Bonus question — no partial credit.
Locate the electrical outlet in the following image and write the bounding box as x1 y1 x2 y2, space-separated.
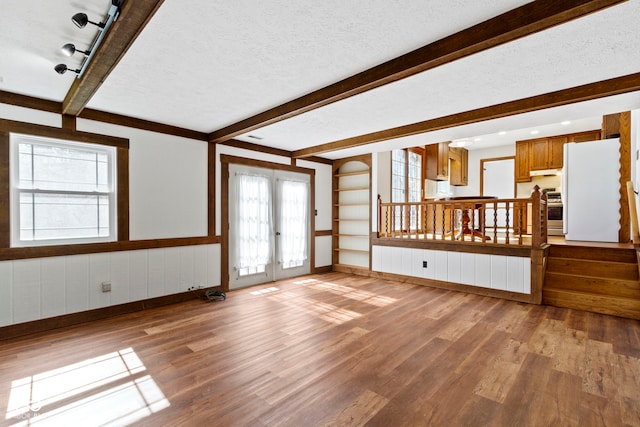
101 281 112 292
422 261 428 268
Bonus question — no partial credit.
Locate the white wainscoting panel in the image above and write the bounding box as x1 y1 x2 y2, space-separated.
110 251 131 305
89 253 110 309
66 255 90 315
0 262 13 327
411 248 424 278
129 250 149 302
315 236 332 268
474 254 492 288
434 250 448 282
41 257 66 319
460 253 476 286
148 248 166 298
371 246 531 294
0 244 221 327
164 247 182 296
13 259 41 324
490 256 508 291
422 250 436 280
447 252 462 284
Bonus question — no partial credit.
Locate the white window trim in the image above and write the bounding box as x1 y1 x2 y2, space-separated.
9 133 117 247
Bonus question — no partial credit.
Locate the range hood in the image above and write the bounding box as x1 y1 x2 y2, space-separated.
530 168 562 177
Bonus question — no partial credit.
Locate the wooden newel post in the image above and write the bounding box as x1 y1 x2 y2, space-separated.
377 195 382 238
531 185 547 247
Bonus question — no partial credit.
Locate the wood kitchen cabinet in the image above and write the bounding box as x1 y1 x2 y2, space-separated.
529 136 567 170
568 130 601 142
425 142 449 181
548 136 568 169
449 147 468 186
515 129 600 183
515 141 531 182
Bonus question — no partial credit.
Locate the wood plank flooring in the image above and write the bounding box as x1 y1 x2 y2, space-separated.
1 272 640 426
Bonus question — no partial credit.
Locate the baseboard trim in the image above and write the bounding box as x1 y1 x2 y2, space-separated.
313 265 333 274
0 286 221 341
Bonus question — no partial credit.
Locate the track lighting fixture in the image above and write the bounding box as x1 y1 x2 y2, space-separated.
54 0 123 77
71 12 105 29
61 43 90 57
54 64 81 75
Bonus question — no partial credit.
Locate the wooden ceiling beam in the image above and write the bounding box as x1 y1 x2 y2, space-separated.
62 0 165 116
208 0 627 144
292 72 640 158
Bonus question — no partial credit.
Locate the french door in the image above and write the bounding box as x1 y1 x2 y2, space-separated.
228 164 310 289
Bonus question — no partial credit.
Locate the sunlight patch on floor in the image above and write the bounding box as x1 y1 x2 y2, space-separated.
269 291 362 325
250 287 279 296
6 348 169 426
308 280 397 307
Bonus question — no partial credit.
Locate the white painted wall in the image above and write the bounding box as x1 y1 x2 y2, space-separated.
0 103 61 128
0 244 221 327
372 245 530 294
78 119 208 240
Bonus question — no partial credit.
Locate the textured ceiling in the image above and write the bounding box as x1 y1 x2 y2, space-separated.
1 0 639 159
0 0 111 101
86 0 531 132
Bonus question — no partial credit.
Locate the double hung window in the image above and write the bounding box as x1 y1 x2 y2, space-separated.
10 134 117 247
391 148 423 230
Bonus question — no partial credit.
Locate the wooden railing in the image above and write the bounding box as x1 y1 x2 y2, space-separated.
377 186 547 247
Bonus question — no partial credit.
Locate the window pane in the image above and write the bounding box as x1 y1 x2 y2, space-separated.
19 143 110 192
391 149 407 203
19 193 110 241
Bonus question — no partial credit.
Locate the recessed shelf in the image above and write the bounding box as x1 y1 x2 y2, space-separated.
333 219 368 222
334 187 369 192
334 170 369 178
333 234 369 237
333 248 369 254
333 203 369 207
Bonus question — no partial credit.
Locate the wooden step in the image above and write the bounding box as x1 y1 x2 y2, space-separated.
546 257 639 281
542 288 640 320
548 245 637 263
544 272 640 299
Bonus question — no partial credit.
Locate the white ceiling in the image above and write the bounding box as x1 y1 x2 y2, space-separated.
1 0 639 159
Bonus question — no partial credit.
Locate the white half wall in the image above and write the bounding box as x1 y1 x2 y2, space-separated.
0 244 221 327
372 245 530 294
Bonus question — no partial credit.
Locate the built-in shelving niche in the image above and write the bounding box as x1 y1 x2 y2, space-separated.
332 155 371 270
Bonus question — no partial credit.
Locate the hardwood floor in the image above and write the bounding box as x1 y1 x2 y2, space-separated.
1 272 640 426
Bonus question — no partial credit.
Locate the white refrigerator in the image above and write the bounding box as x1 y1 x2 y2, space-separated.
562 138 620 242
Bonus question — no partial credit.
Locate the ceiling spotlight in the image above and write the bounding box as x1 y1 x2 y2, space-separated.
61 43 90 57
54 64 81 75
71 12 105 29
561 120 571 125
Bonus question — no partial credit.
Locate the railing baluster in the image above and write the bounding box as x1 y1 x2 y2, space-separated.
493 201 498 242
505 201 510 245
518 201 523 245
470 203 475 243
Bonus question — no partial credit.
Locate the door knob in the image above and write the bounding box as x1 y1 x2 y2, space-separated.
275 232 281 236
